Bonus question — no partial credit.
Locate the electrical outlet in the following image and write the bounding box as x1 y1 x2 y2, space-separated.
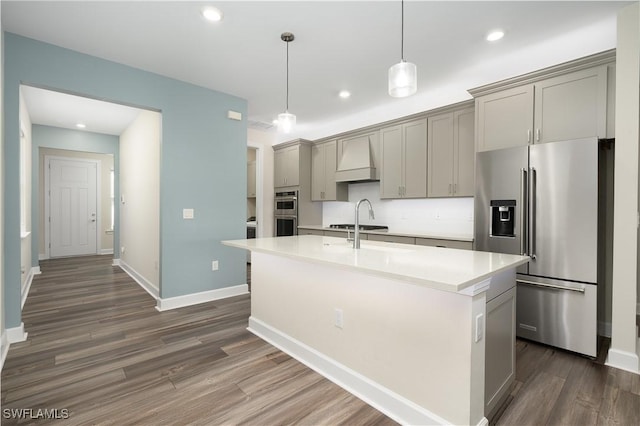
183 208 194 219
475 313 484 342
334 308 344 329
212 260 219 271
121 246 125 254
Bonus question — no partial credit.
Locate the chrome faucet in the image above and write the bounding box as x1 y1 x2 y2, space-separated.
354 198 375 249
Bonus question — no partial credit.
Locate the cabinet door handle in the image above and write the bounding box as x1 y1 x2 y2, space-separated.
398 186 402 196
449 183 452 194
536 128 540 142
454 183 457 194
527 129 531 143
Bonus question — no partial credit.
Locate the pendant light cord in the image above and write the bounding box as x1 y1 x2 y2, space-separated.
401 0 404 61
286 41 289 111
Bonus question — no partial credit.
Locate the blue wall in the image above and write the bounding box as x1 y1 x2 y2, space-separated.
4 34 247 328
31 125 120 266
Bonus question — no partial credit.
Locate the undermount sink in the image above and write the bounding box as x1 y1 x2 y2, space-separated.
322 242 414 254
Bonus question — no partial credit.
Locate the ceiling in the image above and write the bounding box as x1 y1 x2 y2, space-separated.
2 1 630 142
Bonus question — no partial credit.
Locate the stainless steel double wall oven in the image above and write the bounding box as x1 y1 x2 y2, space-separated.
274 191 298 236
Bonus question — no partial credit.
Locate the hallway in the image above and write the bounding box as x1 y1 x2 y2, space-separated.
1 256 394 425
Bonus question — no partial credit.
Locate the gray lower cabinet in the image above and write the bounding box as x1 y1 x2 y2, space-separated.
299 229 324 236
367 234 416 245
427 107 475 197
485 286 517 420
298 229 471 248
415 238 472 250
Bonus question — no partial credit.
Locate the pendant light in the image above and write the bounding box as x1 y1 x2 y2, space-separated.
278 32 296 133
388 0 417 98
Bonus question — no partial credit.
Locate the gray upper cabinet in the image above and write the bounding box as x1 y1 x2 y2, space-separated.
380 118 428 199
427 107 475 197
476 65 608 152
274 145 300 188
311 140 347 201
476 85 534 152
533 66 608 144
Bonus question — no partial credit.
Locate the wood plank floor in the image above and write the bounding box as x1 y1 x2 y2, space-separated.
492 336 640 425
2 255 639 425
1 256 395 425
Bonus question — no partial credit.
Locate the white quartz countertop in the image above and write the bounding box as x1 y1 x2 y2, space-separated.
297 224 473 242
223 235 529 294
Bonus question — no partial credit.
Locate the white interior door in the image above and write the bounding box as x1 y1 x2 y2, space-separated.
49 158 98 257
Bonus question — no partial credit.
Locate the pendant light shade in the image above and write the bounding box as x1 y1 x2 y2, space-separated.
278 32 296 134
389 60 417 98
388 0 417 98
277 112 296 134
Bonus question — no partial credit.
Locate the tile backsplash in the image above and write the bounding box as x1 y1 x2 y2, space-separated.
322 182 474 238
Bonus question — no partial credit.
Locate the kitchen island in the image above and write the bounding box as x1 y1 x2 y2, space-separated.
223 235 529 425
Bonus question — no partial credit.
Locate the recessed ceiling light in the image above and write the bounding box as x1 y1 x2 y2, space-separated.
202 6 223 22
76 123 86 129
339 90 351 99
272 119 279 125
486 30 505 42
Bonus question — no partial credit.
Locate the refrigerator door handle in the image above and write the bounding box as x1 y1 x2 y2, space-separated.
520 168 528 256
529 167 537 259
517 279 586 293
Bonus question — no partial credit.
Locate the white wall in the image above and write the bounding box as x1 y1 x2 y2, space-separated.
38 148 114 256
119 110 160 290
18 90 32 298
248 128 275 237
322 182 474 238
608 1 640 373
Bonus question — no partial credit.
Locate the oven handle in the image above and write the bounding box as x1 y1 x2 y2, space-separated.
275 196 297 201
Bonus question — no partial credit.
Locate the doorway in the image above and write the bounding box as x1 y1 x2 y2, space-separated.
46 156 100 257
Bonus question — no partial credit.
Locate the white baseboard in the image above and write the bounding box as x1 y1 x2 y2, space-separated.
117 260 159 299
21 266 40 308
248 316 454 426
100 248 114 255
606 348 640 374
156 284 249 311
4 323 29 371
6 323 28 344
1 330 8 371
598 321 612 338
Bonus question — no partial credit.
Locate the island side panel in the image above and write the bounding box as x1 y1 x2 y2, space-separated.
249 251 486 426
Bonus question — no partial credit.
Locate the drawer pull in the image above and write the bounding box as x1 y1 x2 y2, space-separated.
517 279 585 293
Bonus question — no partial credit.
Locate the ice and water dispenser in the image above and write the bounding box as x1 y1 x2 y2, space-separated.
490 200 516 238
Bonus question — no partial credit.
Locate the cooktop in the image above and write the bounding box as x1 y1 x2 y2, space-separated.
329 224 389 231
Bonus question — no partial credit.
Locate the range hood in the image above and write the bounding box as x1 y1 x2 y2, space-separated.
334 135 378 182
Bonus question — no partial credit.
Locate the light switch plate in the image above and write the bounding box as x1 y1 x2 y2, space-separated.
183 208 194 219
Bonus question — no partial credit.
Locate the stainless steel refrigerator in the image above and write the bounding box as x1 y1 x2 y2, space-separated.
475 137 599 357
